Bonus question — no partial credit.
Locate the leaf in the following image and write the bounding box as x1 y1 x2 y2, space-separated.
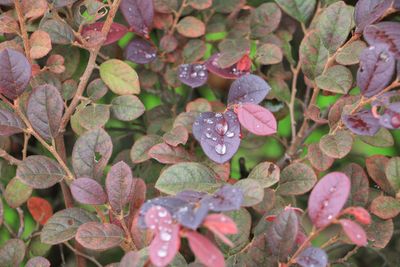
0 48 31 99
76 222 124 250
217 38 250 68
17 155 66 189
342 163 369 207
247 161 280 188
315 65 353 94
255 43 283 65
0 239 26 267
29 30 52 59
120 0 154 37
370 196 400 219
148 143 192 164
72 128 113 180
185 230 225 267
237 103 277 136
155 162 219 194
319 130 353 159
355 0 394 33
342 109 381 136
267 209 298 260
250 3 281 38
228 74 271 105
124 37 157 64
277 163 317 195
275 0 316 23
106 161 133 211
342 207 371 225
77 104 110 130
357 44 395 98
364 22 400 60
130 135 162 163
366 155 394 195
205 53 250 79
0 13 19 34
4 177 32 208
70 177 107 205
22 0 48 20
100 59 140 95
300 31 329 80
111 95 145 121
339 219 368 246
366 216 393 248
26 256 51 267
296 247 328 267
0 197 3 227
183 39 207 63
308 172 351 228
27 197 53 225
336 40 367 65
203 214 238 247
188 0 212 10
0 107 25 136
177 63 208 88
40 19 74 45
316 1 353 54
233 179 264 206
41 207 98 244
82 22 128 46
307 143 334 172
176 16 205 38
47 55 65 74
87 78 108 101
163 126 189 147
201 184 243 212
360 128 394 147
385 157 400 193
27 84 64 141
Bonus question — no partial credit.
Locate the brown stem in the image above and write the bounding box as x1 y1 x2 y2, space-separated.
13 0 31 63
16 207 24 238
0 149 22 165
22 133 30 159
288 62 302 143
64 242 103 267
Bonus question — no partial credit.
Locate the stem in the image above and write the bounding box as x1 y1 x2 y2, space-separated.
64 242 104 267
168 0 188 35
16 207 24 238
287 227 322 266
22 133 30 159
0 149 22 165
288 62 302 143
13 0 31 63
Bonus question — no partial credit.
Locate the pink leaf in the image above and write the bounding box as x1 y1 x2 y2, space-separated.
185 230 225 267
339 219 368 246
236 103 277 136
203 214 237 246
82 22 128 46
308 172 351 228
341 207 371 225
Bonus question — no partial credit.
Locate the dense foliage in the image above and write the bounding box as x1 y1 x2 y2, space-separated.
0 0 400 266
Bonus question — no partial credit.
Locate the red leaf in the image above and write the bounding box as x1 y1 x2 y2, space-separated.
82 22 128 46
236 54 252 72
203 214 237 247
27 197 53 225
341 207 371 225
339 219 368 246
308 172 350 228
236 103 277 136
185 230 225 267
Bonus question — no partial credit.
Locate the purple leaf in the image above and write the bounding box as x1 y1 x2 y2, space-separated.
0 48 31 99
228 74 271 105
357 44 395 98
81 22 128 46
193 111 241 164
76 222 124 250
205 53 250 79
342 109 381 136
120 0 153 37
0 107 25 136
176 190 207 202
339 219 368 246
177 63 208 88
308 172 351 228
173 202 209 230
124 37 157 64
354 0 393 33
106 161 134 211
296 247 328 267
201 184 243 212
70 177 107 205
364 22 400 59
378 105 400 129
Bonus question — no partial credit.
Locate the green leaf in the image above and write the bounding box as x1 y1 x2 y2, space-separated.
100 59 140 95
366 216 393 249
111 95 145 121
319 130 353 159
277 163 317 195
0 239 26 267
360 128 394 148
155 162 220 194
255 43 283 65
385 157 400 193
275 0 316 23
17 155 66 189
130 135 163 163
316 1 354 54
315 65 353 94
4 177 32 208
300 31 329 80
41 208 98 244
370 196 400 220
217 38 250 68
336 40 367 65
77 104 110 130
251 3 282 38
234 179 264 206
247 161 280 188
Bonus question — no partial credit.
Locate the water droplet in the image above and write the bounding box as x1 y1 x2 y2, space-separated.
206 119 214 124
329 187 336 192
215 113 223 118
205 132 212 138
198 71 206 77
158 210 167 217
194 121 199 125
369 46 375 50
379 52 389 62
323 200 329 207
157 249 167 258
215 119 228 135
190 72 197 78
212 137 217 141
328 214 333 220
226 131 234 138
256 125 260 128
356 234 361 239
215 144 227 155
160 231 172 241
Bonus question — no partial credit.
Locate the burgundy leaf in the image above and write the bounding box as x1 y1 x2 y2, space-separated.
378 104 400 129
357 44 395 98
124 37 157 64
203 214 238 247
177 63 208 88
70 177 107 205
120 0 154 37
228 74 271 105
0 107 25 136
342 207 371 225
148 143 192 164
201 184 243 212
236 103 277 136
81 22 128 46
364 22 400 59
76 222 124 250
205 53 250 79
308 172 351 228
129 178 147 214
27 196 53 225
355 0 393 33
0 48 31 99
106 161 133 211
342 109 381 136
185 230 225 267
296 247 328 267
339 219 368 246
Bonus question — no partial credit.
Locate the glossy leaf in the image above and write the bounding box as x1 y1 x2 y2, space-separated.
82 22 128 46
177 63 208 88
27 197 53 225
342 207 371 225
370 196 400 219
173 202 209 230
339 219 368 246
120 0 154 37
342 109 381 136
0 48 31 99
203 214 238 246
237 103 277 136
308 172 351 228
201 184 243 212
70 177 107 205
300 31 329 80
228 74 271 105
315 65 353 94
277 163 317 195
76 222 124 250
106 161 134 211
355 0 393 33
17 155 66 189
0 107 25 136
275 0 316 23
4 177 32 208
100 59 140 95
247 161 280 188
124 37 157 64
0 239 26 267
296 247 328 267
319 130 353 159
130 134 162 163
111 95 145 121
176 16 205 38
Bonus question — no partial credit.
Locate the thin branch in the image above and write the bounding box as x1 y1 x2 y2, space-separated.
0 149 22 165
64 242 104 267
22 133 30 160
16 207 24 238
13 0 31 63
288 62 302 143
